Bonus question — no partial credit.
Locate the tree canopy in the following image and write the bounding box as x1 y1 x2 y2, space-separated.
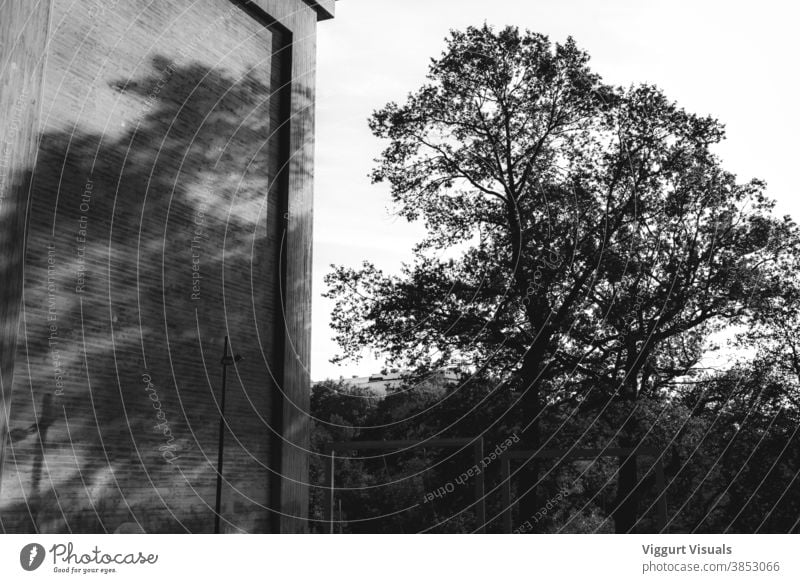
324 25 800 532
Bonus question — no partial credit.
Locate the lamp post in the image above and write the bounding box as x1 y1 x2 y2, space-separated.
214 335 242 534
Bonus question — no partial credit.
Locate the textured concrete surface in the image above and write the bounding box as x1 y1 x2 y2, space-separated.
0 0 321 533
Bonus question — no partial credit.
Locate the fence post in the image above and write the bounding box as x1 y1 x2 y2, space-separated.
501 456 512 533
321 444 334 533
473 438 486 533
654 458 667 533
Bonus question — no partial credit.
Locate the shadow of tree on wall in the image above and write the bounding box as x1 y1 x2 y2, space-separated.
1 55 294 533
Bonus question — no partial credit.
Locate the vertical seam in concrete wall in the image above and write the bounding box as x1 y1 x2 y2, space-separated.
271 26 294 535
280 11 315 534
227 0 295 533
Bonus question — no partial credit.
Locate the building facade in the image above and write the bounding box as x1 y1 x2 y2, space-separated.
0 0 333 533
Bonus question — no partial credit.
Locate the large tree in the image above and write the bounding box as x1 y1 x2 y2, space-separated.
325 25 798 532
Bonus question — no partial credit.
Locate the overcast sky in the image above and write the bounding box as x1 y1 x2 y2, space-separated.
310 0 799 381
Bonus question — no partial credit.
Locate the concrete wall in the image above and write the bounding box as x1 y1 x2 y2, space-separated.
0 0 327 533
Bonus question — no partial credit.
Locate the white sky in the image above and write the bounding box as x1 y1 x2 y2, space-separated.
311 0 800 381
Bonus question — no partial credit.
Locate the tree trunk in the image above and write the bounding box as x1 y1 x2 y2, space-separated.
614 368 641 533
517 460 542 529
516 346 543 531
614 432 639 532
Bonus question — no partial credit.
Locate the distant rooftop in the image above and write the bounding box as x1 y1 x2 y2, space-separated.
315 366 464 397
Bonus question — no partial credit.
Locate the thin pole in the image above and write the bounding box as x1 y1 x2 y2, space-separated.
214 336 230 534
329 449 335 534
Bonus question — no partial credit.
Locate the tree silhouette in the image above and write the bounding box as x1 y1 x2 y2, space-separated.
325 25 800 532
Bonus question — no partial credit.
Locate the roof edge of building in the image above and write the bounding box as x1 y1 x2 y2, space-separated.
302 0 335 20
